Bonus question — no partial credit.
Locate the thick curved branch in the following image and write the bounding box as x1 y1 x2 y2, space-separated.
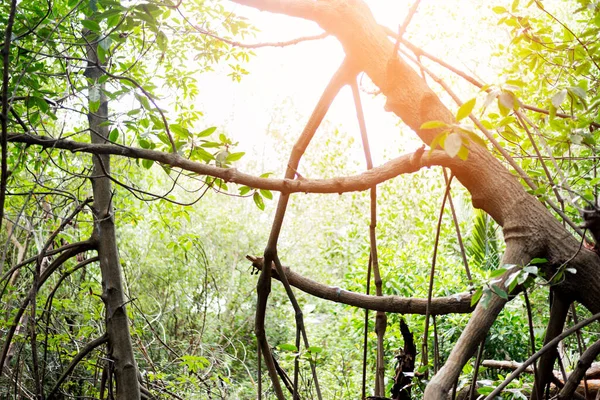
1 239 96 285
425 240 535 399
247 256 474 315
531 292 570 400
234 1 600 398
8 133 427 194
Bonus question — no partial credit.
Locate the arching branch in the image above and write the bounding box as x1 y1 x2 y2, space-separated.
247 256 474 314
8 133 428 195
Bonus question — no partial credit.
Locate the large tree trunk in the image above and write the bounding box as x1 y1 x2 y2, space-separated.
232 0 600 398
85 30 141 400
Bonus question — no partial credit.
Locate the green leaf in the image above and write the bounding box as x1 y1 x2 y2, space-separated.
464 130 487 147
260 189 273 200
31 96 49 113
109 128 119 142
456 98 476 121
551 89 567 108
201 141 220 148
226 152 245 162
135 93 152 110
213 178 228 191
278 343 298 352
156 31 168 52
498 101 510 116
97 43 107 63
491 284 508 300
239 186 252 196
170 124 190 140
489 267 507 278
142 159 154 169
478 386 494 395
529 258 547 264
549 104 558 122
191 147 214 163
82 20 101 32
89 100 100 113
498 116 516 127
307 346 323 353
107 13 121 28
97 7 124 20
253 192 265 211
457 145 469 160
420 120 448 129
198 126 217 137
429 131 448 153
471 287 483 306
139 138 152 149
506 78 526 88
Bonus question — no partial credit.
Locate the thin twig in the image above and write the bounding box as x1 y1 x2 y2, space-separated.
468 340 485 400
443 169 471 283
423 173 453 372
523 290 539 391
351 78 387 396
194 27 328 49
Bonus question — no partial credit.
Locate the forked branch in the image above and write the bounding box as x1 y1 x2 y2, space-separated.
256 61 355 399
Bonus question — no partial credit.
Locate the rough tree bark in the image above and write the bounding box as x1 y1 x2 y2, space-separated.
231 0 600 398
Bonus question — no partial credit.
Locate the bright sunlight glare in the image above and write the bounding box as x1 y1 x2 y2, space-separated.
196 0 516 172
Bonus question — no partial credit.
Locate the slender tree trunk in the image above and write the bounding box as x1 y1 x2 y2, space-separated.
85 30 140 399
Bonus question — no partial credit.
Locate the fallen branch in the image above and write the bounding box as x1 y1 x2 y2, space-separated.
247 255 474 315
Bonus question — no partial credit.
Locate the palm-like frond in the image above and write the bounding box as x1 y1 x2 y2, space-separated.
466 209 500 270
